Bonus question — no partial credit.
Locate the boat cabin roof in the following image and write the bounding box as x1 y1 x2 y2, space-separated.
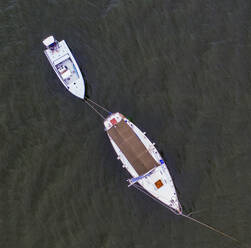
107 120 158 175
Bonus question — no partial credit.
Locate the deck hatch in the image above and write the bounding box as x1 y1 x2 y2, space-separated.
155 179 163 189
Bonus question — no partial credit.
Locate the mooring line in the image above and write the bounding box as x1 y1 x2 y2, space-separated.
84 99 106 120
132 183 248 247
83 97 113 120
180 213 249 247
84 97 112 114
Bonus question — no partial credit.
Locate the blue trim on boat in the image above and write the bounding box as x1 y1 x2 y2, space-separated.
72 63 79 77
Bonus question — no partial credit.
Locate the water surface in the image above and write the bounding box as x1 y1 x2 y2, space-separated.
0 0 251 247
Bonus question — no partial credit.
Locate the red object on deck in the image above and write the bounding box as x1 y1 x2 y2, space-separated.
155 179 164 189
110 118 117 125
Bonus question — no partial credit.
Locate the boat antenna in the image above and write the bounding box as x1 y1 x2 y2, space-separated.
83 97 112 120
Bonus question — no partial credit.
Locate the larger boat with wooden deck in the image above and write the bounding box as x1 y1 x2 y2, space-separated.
104 112 182 214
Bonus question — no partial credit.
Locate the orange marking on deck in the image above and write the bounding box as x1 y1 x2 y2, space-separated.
155 179 163 189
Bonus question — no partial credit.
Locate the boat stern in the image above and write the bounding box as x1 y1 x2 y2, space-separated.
43 36 55 46
42 35 58 50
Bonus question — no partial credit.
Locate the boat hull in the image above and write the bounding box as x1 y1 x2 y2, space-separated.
44 40 85 99
104 113 182 214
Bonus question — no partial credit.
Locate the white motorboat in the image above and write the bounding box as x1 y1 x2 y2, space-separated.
104 112 182 214
42 36 85 99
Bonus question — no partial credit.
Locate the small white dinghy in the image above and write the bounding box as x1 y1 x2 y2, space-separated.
42 36 85 99
104 112 182 215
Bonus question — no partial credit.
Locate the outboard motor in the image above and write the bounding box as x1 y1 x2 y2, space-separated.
42 36 58 50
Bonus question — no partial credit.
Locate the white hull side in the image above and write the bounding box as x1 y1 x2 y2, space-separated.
44 40 85 99
104 113 182 214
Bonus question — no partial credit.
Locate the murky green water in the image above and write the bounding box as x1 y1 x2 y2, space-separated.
1 0 251 247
